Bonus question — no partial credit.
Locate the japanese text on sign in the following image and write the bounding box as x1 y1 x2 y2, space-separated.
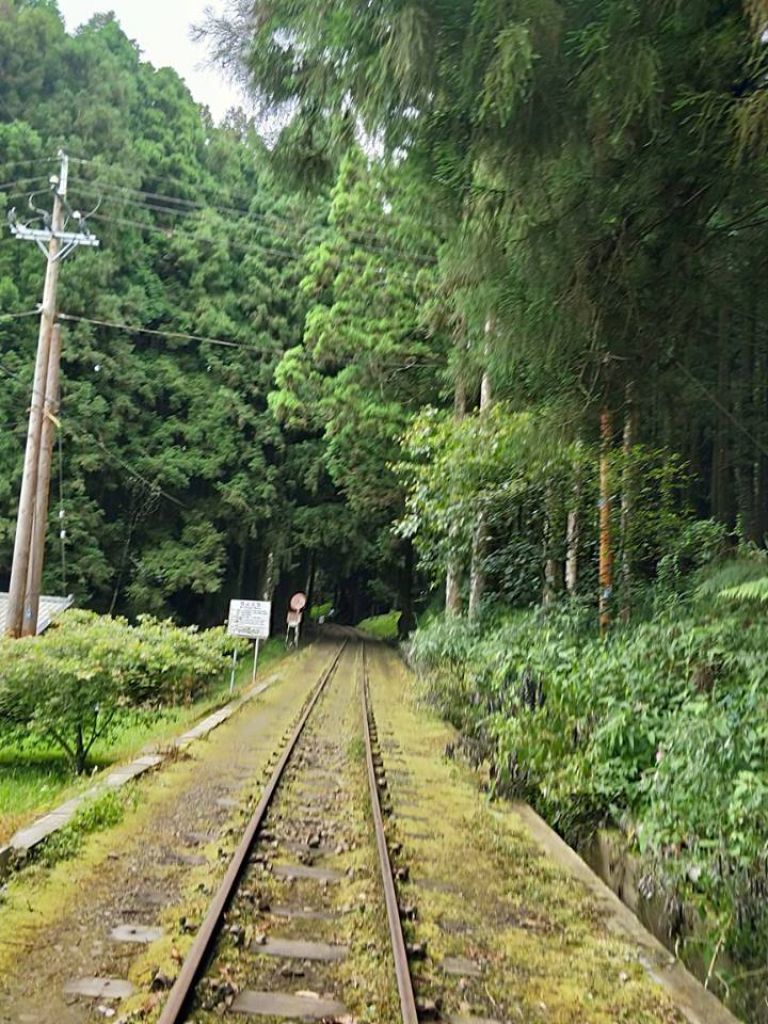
227 599 271 640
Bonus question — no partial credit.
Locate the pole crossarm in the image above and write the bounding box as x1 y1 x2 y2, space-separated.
8 222 100 260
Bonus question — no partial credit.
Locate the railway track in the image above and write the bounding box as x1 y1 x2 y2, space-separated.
155 634 425 1024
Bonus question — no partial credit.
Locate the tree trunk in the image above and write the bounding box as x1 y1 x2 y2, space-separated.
75 724 86 775
261 547 276 602
236 537 248 596
109 517 135 616
599 408 614 636
756 321 768 546
468 509 488 621
735 321 757 542
398 540 416 638
445 560 463 616
446 374 467 615
565 472 581 595
468 355 493 622
305 550 316 610
710 309 730 524
620 383 638 624
543 486 563 606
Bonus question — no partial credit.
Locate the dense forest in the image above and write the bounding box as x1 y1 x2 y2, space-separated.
0 0 427 625
4 0 768 1015
204 0 768 613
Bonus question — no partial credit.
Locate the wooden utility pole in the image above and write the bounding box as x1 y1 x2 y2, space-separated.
22 324 62 637
5 151 99 637
5 176 65 636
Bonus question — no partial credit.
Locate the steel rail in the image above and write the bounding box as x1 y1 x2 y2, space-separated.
157 640 348 1024
361 643 419 1024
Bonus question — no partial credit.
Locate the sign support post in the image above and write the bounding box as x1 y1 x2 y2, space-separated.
286 592 307 649
229 647 239 695
252 638 260 685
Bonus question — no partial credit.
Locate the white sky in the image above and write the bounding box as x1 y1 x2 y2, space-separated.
57 0 246 122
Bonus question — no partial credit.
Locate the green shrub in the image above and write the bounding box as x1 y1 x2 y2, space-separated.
129 615 244 705
0 611 247 774
311 601 333 621
357 611 399 640
408 599 768 965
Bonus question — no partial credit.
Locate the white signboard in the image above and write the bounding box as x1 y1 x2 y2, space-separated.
228 599 271 640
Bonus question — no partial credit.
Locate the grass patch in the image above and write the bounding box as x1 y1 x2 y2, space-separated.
38 789 128 867
347 735 365 761
356 610 399 640
0 636 286 843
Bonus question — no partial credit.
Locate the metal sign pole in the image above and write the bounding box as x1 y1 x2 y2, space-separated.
229 647 239 695
252 638 259 685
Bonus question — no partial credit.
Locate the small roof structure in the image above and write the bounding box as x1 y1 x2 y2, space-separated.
0 593 75 636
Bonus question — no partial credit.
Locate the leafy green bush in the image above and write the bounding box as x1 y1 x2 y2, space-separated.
0 611 246 773
356 611 400 640
700 547 768 607
408 599 768 966
128 614 245 705
311 601 333 621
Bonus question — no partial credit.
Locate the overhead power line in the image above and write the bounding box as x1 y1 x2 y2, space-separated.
83 190 437 267
86 208 300 262
4 310 245 353
0 158 56 174
0 174 54 194
67 161 438 266
58 312 246 350
0 356 187 510
87 199 434 270
87 434 188 508
0 308 45 322
88 209 309 264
